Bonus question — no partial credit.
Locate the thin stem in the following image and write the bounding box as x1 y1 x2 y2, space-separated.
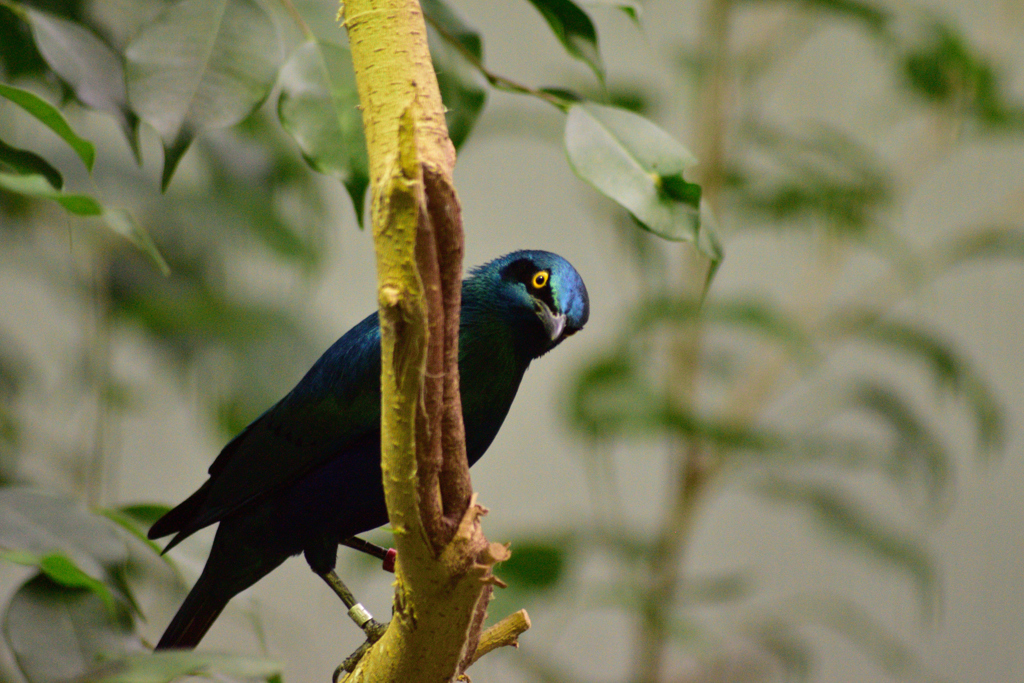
423 13 570 110
277 0 314 40
633 443 711 683
694 0 733 215
86 259 112 508
632 0 734 681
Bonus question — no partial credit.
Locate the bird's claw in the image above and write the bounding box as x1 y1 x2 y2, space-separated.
332 619 389 681
362 617 388 642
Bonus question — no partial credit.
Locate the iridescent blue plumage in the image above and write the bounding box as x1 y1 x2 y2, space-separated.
150 250 589 649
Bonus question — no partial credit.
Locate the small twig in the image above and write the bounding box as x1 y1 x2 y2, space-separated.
467 609 532 666
86 260 113 508
276 0 315 40
423 13 570 110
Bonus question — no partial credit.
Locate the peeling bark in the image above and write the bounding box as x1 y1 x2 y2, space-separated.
339 0 524 680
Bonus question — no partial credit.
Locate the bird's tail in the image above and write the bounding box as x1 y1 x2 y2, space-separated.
155 567 231 650
155 511 293 651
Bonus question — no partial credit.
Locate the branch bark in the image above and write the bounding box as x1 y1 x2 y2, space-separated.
339 0 515 679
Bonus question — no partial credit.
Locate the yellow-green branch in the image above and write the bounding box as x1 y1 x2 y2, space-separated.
339 0 520 679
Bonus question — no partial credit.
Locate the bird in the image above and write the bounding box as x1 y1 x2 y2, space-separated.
148 250 589 650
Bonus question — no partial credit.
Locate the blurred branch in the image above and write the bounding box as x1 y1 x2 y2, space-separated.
632 0 735 680
634 441 713 683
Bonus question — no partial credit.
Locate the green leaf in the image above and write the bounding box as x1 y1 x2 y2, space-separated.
569 351 660 436
684 572 751 604
100 505 183 602
737 124 890 234
81 0 176 52
937 225 1024 268
525 0 604 81
0 488 127 577
745 620 813 681
850 383 952 509
0 136 62 189
277 40 369 227
0 172 101 215
569 345 789 452
0 174 169 271
633 296 814 358
852 320 1004 457
539 86 585 103
578 0 642 24
0 491 142 617
696 202 724 290
83 652 282 683
4 574 141 683
0 2 50 79
0 550 115 613
125 0 284 190
903 22 1024 129
565 104 719 267
737 0 888 35
0 83 95 170
499 539 570 591
24 8 142 161
102 208 171 275
115 503 174 528
784 595 926 680
38 555 114 607
98 507 168 558
807 0 889 33
757 480 936 619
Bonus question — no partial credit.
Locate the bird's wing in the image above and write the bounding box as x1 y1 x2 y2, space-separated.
151 313 382 544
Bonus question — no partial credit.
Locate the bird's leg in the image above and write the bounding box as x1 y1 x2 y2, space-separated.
321 570 389 639
320 570 389 678
340 536 397 572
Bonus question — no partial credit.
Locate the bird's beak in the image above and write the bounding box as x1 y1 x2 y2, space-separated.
536 300 567 341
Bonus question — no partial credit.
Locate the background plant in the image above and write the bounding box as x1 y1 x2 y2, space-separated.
0 0 1021 681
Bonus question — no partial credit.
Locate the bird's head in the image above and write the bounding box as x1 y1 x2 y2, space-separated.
467 250 589 360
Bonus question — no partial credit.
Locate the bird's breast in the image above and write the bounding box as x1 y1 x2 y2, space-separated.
459 343 528 465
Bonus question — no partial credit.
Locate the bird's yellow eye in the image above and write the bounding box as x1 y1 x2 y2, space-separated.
532 271 549 289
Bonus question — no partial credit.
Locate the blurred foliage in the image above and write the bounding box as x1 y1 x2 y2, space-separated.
902 21 1024 130
499 537 571 592
0 0 1020 682
545 0 1024 681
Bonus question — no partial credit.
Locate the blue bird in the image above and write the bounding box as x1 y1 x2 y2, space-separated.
149 250 589 649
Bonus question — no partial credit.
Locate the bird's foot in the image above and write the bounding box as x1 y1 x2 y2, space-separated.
362 616 388 642
321 570 391 681
332 618 389 682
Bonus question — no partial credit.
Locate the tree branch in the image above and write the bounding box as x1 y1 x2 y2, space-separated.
468 609 532 666
340 0 519 679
